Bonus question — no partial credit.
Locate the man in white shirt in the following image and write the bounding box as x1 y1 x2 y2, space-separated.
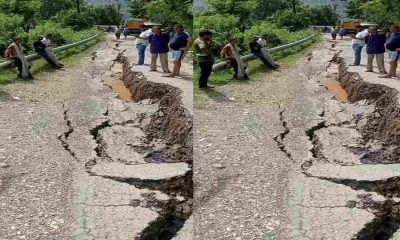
351 26 369 66
135 28 153 65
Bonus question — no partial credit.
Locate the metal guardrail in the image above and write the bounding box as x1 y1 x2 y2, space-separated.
0 34 100 71
212 34 317 71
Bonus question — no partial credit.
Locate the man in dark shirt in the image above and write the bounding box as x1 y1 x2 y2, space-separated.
249 36 276 70
163 24 192 78
33 36 60 69
149 26 170 73
381 25 400 78
365 27 386 73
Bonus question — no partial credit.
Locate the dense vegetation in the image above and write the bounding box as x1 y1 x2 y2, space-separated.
128 0 193 32
0 0 120 57
194 0 335 56
345 0 400 27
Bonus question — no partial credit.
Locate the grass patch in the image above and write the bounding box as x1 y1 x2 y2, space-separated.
0 34 104 85
194 35 322 93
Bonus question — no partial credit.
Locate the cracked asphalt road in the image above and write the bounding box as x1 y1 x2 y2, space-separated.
0 34 192 239
194 37 400 239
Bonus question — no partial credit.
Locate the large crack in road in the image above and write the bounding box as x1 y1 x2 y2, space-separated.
43 36 193 239
298 44 400 239
273 104 294 162
57 104 78 160
72 48 193 239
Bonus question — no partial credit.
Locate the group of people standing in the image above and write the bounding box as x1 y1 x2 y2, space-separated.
330 27 347 40
115 27 129 40
350 24 400 79
133 24 192 78
194 30 280 89
5 34 63 79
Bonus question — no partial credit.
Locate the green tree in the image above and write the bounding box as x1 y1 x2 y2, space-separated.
88 4 121 25
345 0 364 19
128 0 147 18
38 0 75 19
53 9 93 31
272 9 311 31
0 13 25 53
194 14 240 52
204 0 257 23
251 0 292 20
0 0 41 30
144 0 192 31
345 0 400 26
306 4 337 26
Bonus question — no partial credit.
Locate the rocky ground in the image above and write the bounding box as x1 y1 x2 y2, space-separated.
2 31 400 240
0 34 192 239
194 35 400 239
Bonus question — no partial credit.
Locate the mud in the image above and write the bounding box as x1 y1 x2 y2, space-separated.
321 79 349 102
106 79 133 102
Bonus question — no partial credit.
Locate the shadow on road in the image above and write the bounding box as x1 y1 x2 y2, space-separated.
202 88 228 102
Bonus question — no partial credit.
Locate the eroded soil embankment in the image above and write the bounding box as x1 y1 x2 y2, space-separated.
323 54 400 239
333 54 400 163
114 54 193 239
116 53 193 164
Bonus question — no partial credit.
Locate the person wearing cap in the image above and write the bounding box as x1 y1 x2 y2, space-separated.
5 37 33 79
194 29 214 89
350 26 369 66
249 35 277 70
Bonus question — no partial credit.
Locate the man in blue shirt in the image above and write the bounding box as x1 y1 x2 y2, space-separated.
380 25 400 78
365 27 386 74
163 24 192 78
149 26 170 73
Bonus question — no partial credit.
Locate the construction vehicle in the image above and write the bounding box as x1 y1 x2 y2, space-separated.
124 18 145 35
124 19 164 35
339 19 362 34
338 19 378 35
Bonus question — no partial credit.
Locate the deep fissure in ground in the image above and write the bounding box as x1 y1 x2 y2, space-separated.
302 50 400 239
85 52 193 239
57 106 78 160
273 104 293 161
